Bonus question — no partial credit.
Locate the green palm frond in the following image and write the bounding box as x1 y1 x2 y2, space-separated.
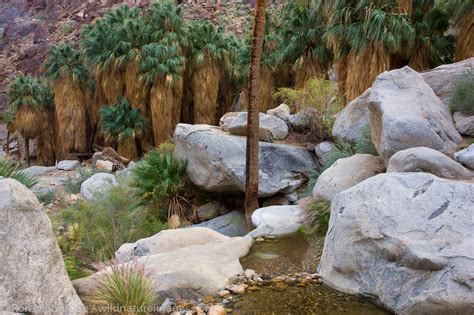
44 43 89 84
0 158 38 188
138 43 185 86
7 75 53 112
145 1 188 49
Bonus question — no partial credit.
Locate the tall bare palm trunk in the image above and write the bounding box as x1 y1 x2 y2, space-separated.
456 11 474 61
117 136 139 160
99 67 124 105
245 0 267 228
150 78 175 146
192 58 220 125
294 52 327 88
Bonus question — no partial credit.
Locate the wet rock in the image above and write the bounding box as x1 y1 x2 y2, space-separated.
249 205 304 237
57 160 80 171
454 144 474 170
267 103 291 121
208 305 226 315
193 210 247 237
387 147 473 179
80 173 117 201
453 112 474 136
228 112 289 142
218 290 231 297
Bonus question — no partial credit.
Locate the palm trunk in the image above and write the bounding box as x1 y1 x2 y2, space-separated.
25 138 30 167
6 132 9 155
456 11 474 61
150 78 175 146
245 0 267 229
294 50 327 88
192 58 221 124
117 136 139 160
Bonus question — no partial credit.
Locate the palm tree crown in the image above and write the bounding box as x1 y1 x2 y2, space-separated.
44 43 89 84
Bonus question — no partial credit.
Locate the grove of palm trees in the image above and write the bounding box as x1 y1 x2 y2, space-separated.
1 0 473 314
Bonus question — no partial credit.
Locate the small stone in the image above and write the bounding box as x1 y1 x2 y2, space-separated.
95 159 114 172
208 304 226 315
255 237 265 242
185 311 193 315
222 298 232 304
266 235 276 239
226 283 248 294
218 290 231 297
271 276 284 283
272 282 288 292
57 160 80 171
248 286 259 292
193 306 205 315
244 269 257 279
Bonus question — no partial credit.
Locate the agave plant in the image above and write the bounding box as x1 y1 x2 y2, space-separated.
44 43 89 160
100 96 148 160
7 74 55 166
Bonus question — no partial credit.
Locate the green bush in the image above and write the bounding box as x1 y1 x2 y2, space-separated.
88 262 156 312
304 199 331 236
450 71 474 114
62 183 166 261
64 167 104 194
354 124 378 155
131 151 191 223
0 158 38 188
64 256 91 280
37 190 56 205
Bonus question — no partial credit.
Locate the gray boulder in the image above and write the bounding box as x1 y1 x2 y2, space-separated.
454 144 474 170
194 211 247 237
453 112 474 136
421 57 474 107
0 178 85 314
23 165 56 177
228 112 289 142
332 89 370 141
319 172 474 314
249 205 304 237
57 160 80 171
75 228 252 301
314 141 336 165
266 103 291 121
387 147 473 179
368 67 462 162
313 154 385 202
174 124 317 197
219 112 240 132
196 201 229 222
80 173 118 201
287 108 314 131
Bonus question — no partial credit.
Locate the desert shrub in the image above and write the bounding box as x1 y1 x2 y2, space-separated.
303 199 331 236
450 71 474 114
62 183 166 261
131 151 191 223
88 262 156 313
0 157 38 188
156 140 175 155
64 167 104 194
37 190 56 205
354 124 378 155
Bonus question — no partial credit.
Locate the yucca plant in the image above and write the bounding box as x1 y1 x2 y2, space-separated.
131 151 190 224
100 96 148 160
0 157 38 188
88 262 156 314
325 0 415 101
7 74 55 166
44 43 89 160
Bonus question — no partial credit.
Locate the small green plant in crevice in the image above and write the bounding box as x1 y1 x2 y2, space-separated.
0 157 38 188
64 256 90 280
354 124 378 155
450 71 474 115
302 199 331 236
131 150 191 224
37 190 56 205
87 261 156 312
64 167 104 194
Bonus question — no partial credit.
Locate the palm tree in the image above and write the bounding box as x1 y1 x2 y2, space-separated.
100 96 148 160
7 75 55 166
187 20 232 125
245 0 267 228
441 0 473 61
325 0 414 101
139 43 185 146
44 43 89 160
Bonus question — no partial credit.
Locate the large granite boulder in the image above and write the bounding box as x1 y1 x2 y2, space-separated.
228 112 289 142
23 165 56 177
453 112 474 136
368 67 462 162
387 147 473 180
174 124 317 197
194 211 247 237
332 90 370 141
312 154 385 202
319 173 474 314
314 141 336 165
267 103 291 121
249 205 304 237
80 173 118 201
0 178 85 314
454 144 474 170
75 228 252 301
421 58 474 107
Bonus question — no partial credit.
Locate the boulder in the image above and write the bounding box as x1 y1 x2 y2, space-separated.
219 112 240 132
266 103 291 121
228 112 289 142
332 90 370 141
194 211 247 237
262 196 289 207
80 173 118 201
57 160 80 171
0 178 85 314
453 112 474 136
454 144 474 170
287 108 315 131
421 58 474 107
387 147 473 179
95 159 114 172
249 205 304 237
174 124 317 197
196 201 228 222
22 165 56 177
368 67 462 162
314 141 336 165
312 154 385 202
75 229 253 301
319 172 474 314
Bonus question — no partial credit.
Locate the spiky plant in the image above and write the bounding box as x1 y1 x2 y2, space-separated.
0 157 38 188
100 96 148 160
278 1 332 87
325 0 415 100
187 20 232 124
131 151 190 224
139 43 184 146
44 43 89 160
7 74 55 166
